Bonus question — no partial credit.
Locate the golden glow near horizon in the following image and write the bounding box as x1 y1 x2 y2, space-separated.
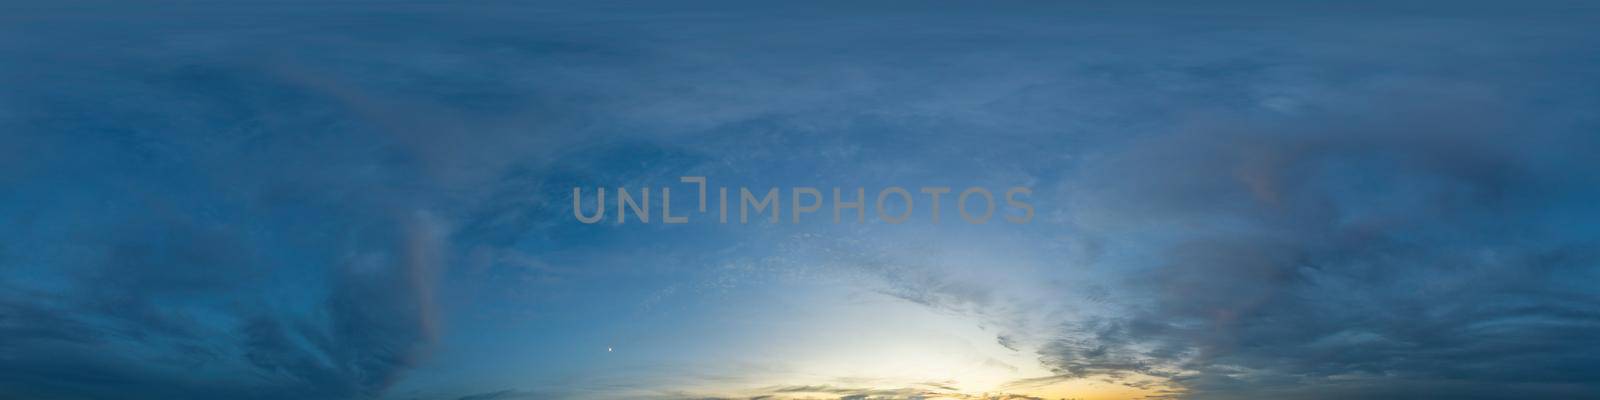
572 234 1178 400
637 283 1173 400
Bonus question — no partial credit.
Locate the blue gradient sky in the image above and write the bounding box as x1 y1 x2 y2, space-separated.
3 1 1599 399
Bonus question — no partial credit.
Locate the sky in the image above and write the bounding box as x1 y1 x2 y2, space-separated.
2 1 1600 399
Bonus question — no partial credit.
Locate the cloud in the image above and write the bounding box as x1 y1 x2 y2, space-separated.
0 209 444 399
3 2 1599 400
1041 80 1600 398
0 20 458 395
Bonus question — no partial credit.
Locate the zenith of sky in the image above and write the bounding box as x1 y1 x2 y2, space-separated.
1 1 1599 400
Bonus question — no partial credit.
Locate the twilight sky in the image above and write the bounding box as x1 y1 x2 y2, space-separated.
3 1 1599 400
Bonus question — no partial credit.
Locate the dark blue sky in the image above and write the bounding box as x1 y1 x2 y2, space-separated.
2 1 1599 399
